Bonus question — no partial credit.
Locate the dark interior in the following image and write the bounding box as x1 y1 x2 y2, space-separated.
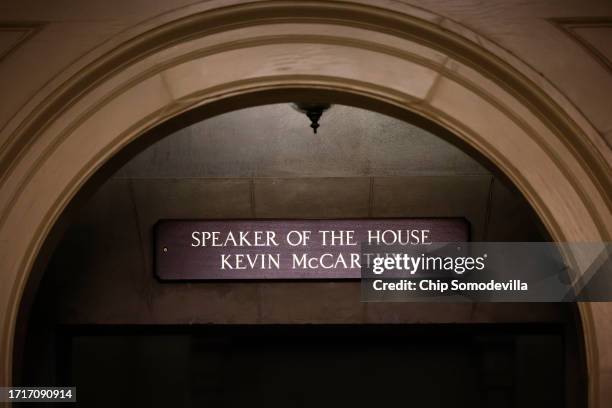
56 325 565 408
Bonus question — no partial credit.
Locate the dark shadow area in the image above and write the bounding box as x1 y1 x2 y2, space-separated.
39 324 568 408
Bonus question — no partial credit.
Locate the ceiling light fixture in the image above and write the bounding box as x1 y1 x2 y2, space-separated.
291 103 331 134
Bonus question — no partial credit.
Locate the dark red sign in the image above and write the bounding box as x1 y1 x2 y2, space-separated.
155 218 469 280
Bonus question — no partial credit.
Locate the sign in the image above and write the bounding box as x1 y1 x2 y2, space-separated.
154 218 469 280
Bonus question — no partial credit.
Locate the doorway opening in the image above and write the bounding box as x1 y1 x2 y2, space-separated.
15 103 587 407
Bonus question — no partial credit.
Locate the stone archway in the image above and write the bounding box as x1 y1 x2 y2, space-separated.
0 1 609 406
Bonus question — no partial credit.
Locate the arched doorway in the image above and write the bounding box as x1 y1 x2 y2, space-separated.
0 1 609 406
15 102 588 407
